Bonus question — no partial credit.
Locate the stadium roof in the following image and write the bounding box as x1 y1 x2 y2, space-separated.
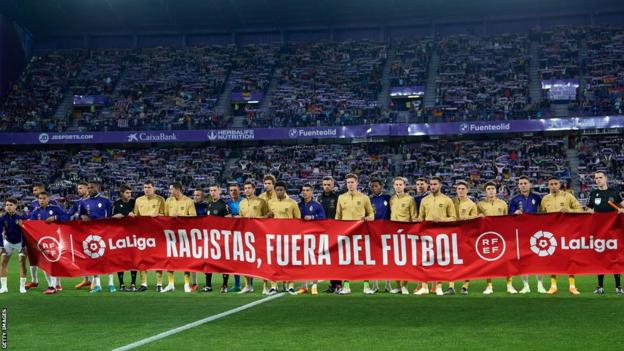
1 0 623 36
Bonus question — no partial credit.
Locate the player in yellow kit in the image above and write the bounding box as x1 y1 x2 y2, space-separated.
414 176 456 296
237 180 270 294
388 177 417 295
448 180 478 295
162 182 196 293
335 173 375 295
132 180 166 292
259 174 277 204
267 181 301 295
539 176 583 295
478 182 516 295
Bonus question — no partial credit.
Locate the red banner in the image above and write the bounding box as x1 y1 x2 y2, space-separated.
21 213 624 281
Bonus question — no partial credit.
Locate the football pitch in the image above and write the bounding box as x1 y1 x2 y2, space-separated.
2 260 623 351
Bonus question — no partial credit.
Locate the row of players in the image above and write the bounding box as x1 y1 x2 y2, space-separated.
0 171 622 295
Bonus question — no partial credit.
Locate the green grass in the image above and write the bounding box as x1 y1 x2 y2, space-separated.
0 256 622 350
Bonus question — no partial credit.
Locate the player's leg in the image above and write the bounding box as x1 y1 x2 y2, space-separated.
117 271 126 291
506 277 517 294
18 249 27 293
25 265 39 289
107 274 116 293
0 247 10 293
138 271 148 292
228 275 241 292
191 272 198 292
75 275 91 289
414 282 429 295
129 271 138 291
461 280 470 295
444 281 456 295
161 271 175 292
569 275 580 295
483 278 493 294
547 274 558 294
90 275 102 293
220 274 229 293
156 270 163 292
183 271 192 293
201 273 213 292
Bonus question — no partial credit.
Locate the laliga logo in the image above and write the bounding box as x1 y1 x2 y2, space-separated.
83 235 106 259
530 231 557 257
37 236 62 262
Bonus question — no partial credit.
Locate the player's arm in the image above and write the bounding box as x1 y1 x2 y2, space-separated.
53 206 70 222
188 200 197 216
444 199 457 222
0 219 5 255
132 199 140 216
417 200 425 222
335 199 343 220
158 198 166 216
316 203 326 220
260 199 270 218
569 195 583 213
364 197 375 221
508 198 518 215
163 198 170 216
293 202 301 219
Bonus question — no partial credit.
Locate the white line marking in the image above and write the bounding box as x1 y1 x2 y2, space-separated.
111 293 286 351
515 229 520 260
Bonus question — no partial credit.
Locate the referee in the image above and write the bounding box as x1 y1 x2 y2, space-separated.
111 185 136 292
587 171 624 295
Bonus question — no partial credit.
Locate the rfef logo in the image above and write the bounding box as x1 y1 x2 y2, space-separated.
475 231 506 261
